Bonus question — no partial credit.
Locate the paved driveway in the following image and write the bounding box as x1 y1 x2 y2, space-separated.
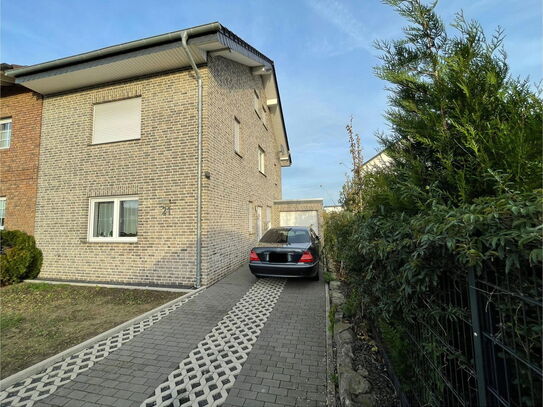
1 266 327 407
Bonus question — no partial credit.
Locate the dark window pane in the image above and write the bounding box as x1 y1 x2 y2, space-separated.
119 200 138 237
259 228 310 244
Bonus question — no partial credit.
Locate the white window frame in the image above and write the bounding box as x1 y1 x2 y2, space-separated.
258 147 266 175
233 117 241 155
0 197 6 230
88 196 138 242
0 118 12 149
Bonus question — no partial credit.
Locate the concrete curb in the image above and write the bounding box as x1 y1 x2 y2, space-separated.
325 278 337 407
0 286 206 391
24 279 193 293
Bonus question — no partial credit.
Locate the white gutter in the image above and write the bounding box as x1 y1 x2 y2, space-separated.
180 31 203 289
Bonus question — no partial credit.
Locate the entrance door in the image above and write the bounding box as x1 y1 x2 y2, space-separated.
256 206 263 239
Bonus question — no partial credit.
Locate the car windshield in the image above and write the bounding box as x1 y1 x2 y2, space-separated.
260 228 310 244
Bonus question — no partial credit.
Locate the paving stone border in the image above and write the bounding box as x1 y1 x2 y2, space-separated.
328 277 376 407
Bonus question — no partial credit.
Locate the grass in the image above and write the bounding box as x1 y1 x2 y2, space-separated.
323 271 335 283
0 282 183 379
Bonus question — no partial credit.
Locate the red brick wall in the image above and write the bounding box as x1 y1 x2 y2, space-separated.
0 85 43 234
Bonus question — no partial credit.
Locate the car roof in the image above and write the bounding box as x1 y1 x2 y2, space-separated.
269 226 311 231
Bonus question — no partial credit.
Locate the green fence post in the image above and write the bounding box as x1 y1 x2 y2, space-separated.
468 268 488 406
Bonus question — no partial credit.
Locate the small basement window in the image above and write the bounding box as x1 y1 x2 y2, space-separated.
88 196 138 242
92 97 141 144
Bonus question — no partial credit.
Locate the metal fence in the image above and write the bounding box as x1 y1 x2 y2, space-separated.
382 265 542 406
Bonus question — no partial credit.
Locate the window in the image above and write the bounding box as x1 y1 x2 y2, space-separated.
258 147 265 174
266 206 272 231
261 106 268 128
260 228 310 244
253 90 260 117
256 206 263 240
0 198 6 230
0 118 12 149
248 202 254 234
92 97 141 144
88 196 138 242
233 117 241 154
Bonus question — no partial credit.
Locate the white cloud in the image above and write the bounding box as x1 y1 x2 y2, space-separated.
304 0 375 55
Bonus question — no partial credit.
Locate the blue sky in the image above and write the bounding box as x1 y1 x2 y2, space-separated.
2 0 541 205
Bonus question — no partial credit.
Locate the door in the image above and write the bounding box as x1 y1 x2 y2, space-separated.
256 206 263 240
279 210 319 234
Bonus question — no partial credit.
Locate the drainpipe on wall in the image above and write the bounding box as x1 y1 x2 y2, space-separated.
181 31 203 289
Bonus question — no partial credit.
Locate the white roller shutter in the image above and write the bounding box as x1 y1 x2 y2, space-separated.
92 97 141 144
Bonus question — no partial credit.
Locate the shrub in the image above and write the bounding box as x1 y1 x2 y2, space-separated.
0 230 43 286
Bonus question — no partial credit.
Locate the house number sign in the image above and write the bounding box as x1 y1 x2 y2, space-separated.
160 199 172 216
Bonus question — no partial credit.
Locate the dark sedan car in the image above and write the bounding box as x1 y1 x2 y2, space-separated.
249 226 320 280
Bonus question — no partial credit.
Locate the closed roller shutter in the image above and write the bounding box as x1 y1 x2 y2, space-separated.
93 97 141 144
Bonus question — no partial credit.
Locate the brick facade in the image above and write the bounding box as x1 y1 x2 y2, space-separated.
202 56 282 286
0 85 43 234
35 57 283 287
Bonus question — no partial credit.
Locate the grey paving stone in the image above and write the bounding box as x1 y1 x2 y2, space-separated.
19 267 327 407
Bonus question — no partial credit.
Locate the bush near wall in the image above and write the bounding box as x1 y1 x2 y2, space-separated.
0 230 43 286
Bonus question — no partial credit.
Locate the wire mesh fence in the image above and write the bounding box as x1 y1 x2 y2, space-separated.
381 265 542 406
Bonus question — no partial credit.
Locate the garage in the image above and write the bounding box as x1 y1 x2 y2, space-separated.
279 210 319 234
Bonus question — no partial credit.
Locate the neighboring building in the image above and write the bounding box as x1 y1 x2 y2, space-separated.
323 205 342 213
0 64 43 234
362 149 392 172
272 198 324 236
5 23 291 287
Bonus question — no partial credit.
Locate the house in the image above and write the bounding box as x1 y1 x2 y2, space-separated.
323 205 342 213
5 23 291 287
361 149 392 173
0 64 43 234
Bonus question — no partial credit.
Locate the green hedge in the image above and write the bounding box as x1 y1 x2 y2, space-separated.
325 190 542 322
0 230 43 286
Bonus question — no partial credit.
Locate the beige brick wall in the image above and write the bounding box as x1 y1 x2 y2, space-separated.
35 58 284 287
35 69 203 286
202 56 282 286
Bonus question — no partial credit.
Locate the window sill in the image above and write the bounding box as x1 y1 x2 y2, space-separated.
89 138 141 146
86 238 138 243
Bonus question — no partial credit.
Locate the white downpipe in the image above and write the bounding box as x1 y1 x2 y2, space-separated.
181 31 203 288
